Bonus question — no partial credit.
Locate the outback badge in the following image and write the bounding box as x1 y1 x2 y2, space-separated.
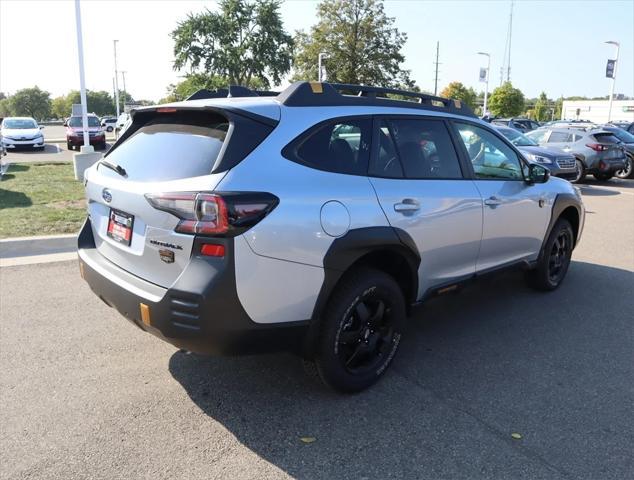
159 249 175 264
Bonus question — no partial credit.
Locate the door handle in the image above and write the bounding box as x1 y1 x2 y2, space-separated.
394 199 420 213
484 196 502 207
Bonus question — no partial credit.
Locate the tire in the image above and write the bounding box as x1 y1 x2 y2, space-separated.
314 268 406 393
526 218 574 291
571 158 585 183
615 155 633 179
593 172 613 181
67 141 72 150
106 126 113 132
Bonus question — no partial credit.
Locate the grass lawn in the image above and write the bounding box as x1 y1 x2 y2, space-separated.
0 163 87 238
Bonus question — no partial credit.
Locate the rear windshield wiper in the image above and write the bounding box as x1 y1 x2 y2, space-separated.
99 159 127 177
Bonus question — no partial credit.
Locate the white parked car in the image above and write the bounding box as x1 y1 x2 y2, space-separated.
1 117 45 150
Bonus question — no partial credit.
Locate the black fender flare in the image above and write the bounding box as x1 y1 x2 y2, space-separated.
303 226 420 358
538 193 583 262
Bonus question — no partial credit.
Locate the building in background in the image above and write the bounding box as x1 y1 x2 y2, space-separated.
561 99 634 123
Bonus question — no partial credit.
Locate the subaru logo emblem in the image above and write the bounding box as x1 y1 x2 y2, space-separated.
102 188 112 203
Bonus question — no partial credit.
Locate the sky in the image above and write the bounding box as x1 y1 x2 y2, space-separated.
0 0 632 102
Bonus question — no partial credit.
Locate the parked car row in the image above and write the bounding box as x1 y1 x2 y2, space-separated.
525 124 632 181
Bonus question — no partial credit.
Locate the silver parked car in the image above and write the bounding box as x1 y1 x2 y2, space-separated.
78 82 585 392
495 126 577 181
526 127 627 182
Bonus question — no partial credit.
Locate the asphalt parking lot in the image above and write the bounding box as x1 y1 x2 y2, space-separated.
1 179 633 480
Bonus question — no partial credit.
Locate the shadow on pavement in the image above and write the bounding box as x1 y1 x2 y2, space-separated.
578 186 620 196
169 261 633 479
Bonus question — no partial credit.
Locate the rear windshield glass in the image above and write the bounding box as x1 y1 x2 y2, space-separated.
69 116 100 127
592 133 620 144
102 115 228 181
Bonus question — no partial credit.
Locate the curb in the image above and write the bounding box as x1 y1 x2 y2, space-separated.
0 234 77 260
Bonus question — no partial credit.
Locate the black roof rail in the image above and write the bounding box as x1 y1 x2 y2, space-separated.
277 81 476 117
186 86 279 101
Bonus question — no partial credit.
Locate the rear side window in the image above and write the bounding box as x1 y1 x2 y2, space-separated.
289 118 371 175
547 131 572 143
102 113 229 181
371 118 462 179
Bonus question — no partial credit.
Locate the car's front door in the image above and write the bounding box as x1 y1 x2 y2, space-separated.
452 122 552 271
368 117 483 298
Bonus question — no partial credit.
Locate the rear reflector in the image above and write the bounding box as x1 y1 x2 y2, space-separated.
140 303 151 326
201 244 225 257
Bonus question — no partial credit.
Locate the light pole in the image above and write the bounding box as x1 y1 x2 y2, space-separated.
74 0 89 149
121 71 127 113
318 52 328 82
477 52 491 117
113 40 120 119
605 40 620 122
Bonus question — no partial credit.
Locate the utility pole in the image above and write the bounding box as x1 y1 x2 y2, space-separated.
433 41 440 96
113 40 120 119
605 40 620 122
500 0 514 85
121 71 127 113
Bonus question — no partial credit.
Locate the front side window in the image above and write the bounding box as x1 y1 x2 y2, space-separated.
454 123 524 180
292 118 371 175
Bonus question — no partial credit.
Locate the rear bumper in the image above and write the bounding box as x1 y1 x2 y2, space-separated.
586 156 627 173
77 218 307 355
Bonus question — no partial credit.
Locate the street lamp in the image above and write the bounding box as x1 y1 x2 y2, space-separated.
605 40 620 122
113 40 120 119
318 52 328 82
477 52 491 117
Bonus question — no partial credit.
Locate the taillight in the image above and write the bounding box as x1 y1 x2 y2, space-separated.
145 192 278 236
586 143 608 152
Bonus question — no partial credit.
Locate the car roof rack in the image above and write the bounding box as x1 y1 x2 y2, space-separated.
186 86 279 101
277 81 476 117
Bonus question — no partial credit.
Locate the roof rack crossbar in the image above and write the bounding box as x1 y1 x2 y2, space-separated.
277 82 476 117
186 86 279 101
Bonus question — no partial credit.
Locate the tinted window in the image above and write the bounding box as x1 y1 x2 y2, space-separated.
102 116 228 181
383 118 462 179
294 118 371 175
547 131 572 143
370 121 404 178
592 133 621 144
455 123 524 180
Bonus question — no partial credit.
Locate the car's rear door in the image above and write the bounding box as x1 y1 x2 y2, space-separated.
451 121 552 271
368 116 483 298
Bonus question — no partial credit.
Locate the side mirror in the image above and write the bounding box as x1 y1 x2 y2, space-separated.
527 163 550 184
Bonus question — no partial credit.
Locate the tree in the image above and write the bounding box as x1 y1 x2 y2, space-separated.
533 91 550 122
488 82 525 117
0 93 13 117
9 86 51 120
160 73 230 103
50 90 117 118
292 0 414 88
440 82 478 110
171 0 293 88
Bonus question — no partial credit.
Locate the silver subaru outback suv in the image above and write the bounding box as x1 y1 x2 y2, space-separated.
78 82 585 393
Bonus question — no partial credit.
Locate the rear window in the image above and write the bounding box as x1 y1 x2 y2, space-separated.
69 116 100 127
592 133 620 144
102 114 229 181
